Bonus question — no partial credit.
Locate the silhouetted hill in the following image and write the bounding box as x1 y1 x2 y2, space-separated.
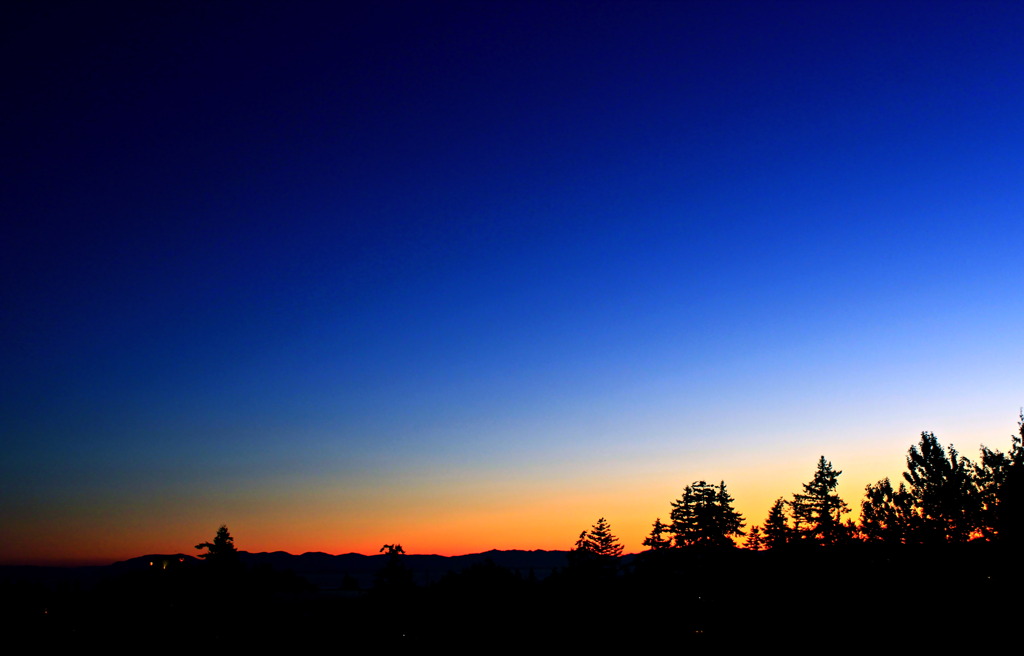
3 542 1019 648
239 548 570 589
1 548 572 592
109 553 201 573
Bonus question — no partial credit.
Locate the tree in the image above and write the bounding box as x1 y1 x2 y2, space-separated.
975 412 1024 542
375 543 413 591
791 457 849 545
642 517 672 550
902 432 978 544
744 525 764 551
669 480 745 547
569 518 623 575
576 517 623 558
860 477 914 544
761 497 793 549
195 524 240 567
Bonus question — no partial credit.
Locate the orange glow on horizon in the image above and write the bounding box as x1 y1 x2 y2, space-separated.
3 428 1001 566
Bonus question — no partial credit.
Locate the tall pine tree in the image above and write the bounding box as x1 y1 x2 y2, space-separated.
669 480 745 547
761 498 793 549
574 518 623 558
195 525 240 567
744 525 764 551
642 517 672 550
587 517 623 558
791 457 849 545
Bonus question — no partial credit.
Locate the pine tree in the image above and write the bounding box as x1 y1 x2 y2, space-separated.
195 525 240 567
570 518 623 573
669 480 745 547
791 457 849 545
586 517 623 558
375 543 413 591
744 525 764 551
642 517 672 550
761 497 793 549
574 530 592 552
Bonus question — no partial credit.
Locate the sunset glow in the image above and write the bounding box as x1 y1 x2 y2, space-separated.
3 1 1023 566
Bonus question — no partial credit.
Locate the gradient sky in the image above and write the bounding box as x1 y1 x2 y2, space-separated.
3 1 1023 565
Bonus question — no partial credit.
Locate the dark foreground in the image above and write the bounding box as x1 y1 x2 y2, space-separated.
2 542 1016 648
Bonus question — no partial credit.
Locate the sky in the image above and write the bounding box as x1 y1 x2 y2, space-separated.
3 0 1023 565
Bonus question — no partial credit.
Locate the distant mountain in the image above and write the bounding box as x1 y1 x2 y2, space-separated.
239 548 572 590
2 549 576 591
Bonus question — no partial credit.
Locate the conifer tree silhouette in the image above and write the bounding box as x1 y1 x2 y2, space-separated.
791 457 849 545
570 518 623 575
642 518 672 550
375 543 413 591
761 497 793 549
744 525 764 551
195 525 240 567
581 517 623 558
669 480 745 547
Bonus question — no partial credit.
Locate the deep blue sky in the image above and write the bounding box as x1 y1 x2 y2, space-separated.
3 1 1023 562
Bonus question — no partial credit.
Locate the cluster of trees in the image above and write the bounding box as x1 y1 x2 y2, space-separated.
578 413 1024 554
197 415 1023 567
854 425 1024 546
748 418 1024 548
640 480 745 549
745 456 849 549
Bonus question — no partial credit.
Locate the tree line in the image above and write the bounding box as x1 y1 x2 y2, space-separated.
193 411 1023 560
573 411 1024 556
